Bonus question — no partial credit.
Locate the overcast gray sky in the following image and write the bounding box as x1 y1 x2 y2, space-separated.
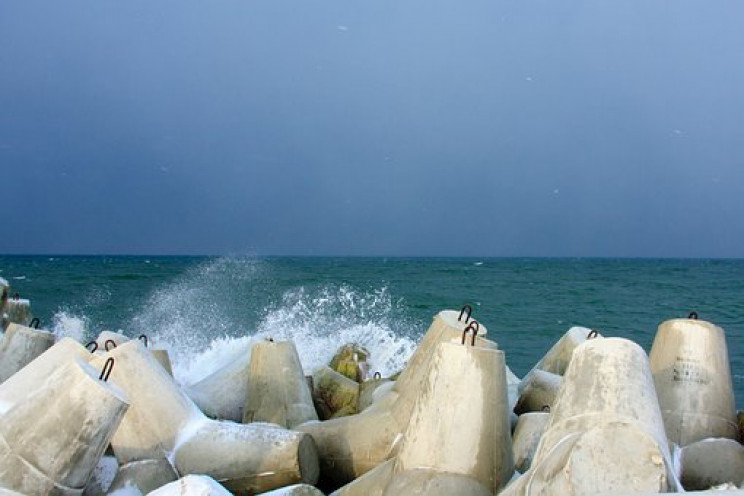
1 1 742 257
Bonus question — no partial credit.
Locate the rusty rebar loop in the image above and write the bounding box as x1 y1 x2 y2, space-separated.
688 311 699 320
460 320 480 346
85 341 98 353
587 330 599 339
29 317 40 329
100 357 114 382
374 372 382 380
104 339 117 352
458 304 473 323
138 334 149 347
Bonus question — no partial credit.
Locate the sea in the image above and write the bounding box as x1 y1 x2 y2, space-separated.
2 255 743 407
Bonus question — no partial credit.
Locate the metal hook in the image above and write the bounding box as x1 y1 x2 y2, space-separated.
85 341 98 353
460 320 480 347
99 358 114 382
138 334 149 348
104 339 117 352
374 372 382 380
688 311 699 320
542 405 551 413
29 318 40 329
587 330 599 339
458 304 473 323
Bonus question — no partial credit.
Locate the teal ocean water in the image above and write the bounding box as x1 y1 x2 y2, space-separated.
2 256 743 406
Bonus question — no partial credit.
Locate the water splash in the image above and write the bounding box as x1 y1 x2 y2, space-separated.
124 257 418 386
50 311 89 343
255 285 417 378
128 257 264 384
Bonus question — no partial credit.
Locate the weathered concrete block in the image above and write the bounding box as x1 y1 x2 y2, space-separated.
2 298 31 328
680 438 744 490
312 366 360 420
0 321 55 383
330 344 370 382
513 369 562 415
650 317 738 446
186 347 250 421
505 338 678 495
391 341 514 494
0 337 92 415
90 340 319 494
108 458 179 496
0 359 129 495
512 412 549 473
358 376 391 412
147 475 231 496
524 326 597 378
243 339 318 428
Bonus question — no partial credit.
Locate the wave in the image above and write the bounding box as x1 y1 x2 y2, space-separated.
48 257 421 387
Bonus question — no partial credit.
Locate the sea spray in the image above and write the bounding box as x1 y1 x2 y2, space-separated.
50 311 90 343
255 285 418 378
120 257 418 385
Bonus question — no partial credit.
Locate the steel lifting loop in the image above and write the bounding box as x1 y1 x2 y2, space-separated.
458 304 473 323
104 339 117 352
461 320 480 347
688 311 699 320
542 405 551 413
99 358 114 382
85 341 99 353
29 318 41 329
374 372 382 380
587 330 599 339
138 334 149 348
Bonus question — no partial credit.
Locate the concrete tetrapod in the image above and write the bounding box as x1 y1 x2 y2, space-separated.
150 349 173 376
91 330 129 352
0 321 55 383
680 438 744 490
146 475 231 496
513 370 562 415
650 317 739 445
243 339 318 428
185 343 251 421
107 458 179 495
331 341 513 496
0 358 129 495
90 341 319 493
522 326 596 379
0 279 8 317
357 376 391 413
311 366 360 419
0 337 92 415
386 341 514 495
512 412 549 473
2 298 31 328
297 309 495 487
261 484 326 496
82 455 118 496
504 337 678 496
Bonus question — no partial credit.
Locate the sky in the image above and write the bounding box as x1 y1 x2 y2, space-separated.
1 1 743 257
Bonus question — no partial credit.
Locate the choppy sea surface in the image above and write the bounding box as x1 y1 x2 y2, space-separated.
1 256 743 406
